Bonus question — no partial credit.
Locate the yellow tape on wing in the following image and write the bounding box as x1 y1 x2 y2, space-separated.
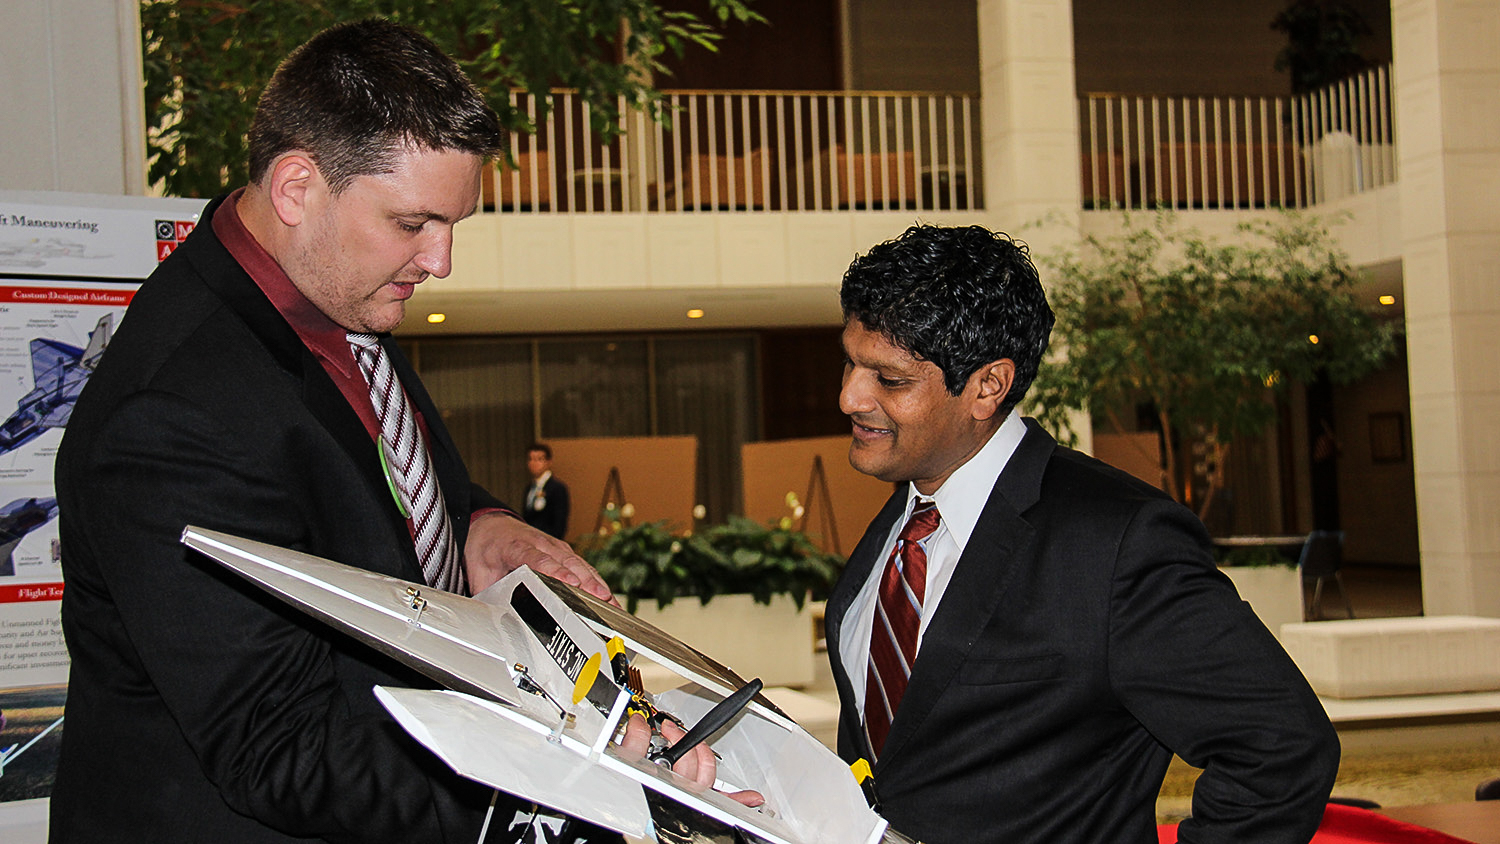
575 651 602 705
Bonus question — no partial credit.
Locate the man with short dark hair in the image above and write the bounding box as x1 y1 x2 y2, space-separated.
50 20 726 843
825 224 1338 844
523 442 571 540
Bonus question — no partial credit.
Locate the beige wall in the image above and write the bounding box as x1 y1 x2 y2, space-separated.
547 436 698 539
1 0 145 194
741 436 895 557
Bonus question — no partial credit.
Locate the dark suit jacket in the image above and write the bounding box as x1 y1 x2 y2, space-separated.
826 419 1338 844
522 475 570 540
51 195 511 842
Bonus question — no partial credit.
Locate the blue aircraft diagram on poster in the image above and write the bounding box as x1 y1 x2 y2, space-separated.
0 497 58 577
0 314 110 457
0 285 130 581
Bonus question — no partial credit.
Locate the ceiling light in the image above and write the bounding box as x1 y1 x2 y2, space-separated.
687 308 705 319
1308 334 1320 345
426 313 446 324
1379 295 1396 306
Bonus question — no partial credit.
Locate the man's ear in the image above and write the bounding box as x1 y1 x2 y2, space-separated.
970 359 1016 421
264 153 320 228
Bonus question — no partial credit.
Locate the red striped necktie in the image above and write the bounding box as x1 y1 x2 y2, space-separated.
348 333 464 595
864 499 940 757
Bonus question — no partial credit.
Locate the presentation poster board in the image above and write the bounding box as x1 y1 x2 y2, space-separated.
741 436 894 557
0 191 205 833
1092 432 1166 490
546 436 698 541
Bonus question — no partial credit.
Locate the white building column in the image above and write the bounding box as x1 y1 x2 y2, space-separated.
976 0 1081 230
975 0 1088 448
2 0 146 195
1393 0 1500 616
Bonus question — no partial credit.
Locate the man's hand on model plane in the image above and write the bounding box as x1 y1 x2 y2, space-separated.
618 713 766 807
466 511 615 601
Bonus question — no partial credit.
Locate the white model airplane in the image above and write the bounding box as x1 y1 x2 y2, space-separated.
181 526 909 844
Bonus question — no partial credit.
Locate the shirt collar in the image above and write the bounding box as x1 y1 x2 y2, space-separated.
212 188 364 380
904 408 1027 549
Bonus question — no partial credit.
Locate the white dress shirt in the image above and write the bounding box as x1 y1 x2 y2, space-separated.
840 409 1027 708
526 470 553 509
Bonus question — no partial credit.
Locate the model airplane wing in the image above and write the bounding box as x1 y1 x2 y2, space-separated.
374 686 653 837
183 527 546 714
182 526 896 844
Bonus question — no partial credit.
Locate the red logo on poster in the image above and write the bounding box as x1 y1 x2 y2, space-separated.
156 218 196 262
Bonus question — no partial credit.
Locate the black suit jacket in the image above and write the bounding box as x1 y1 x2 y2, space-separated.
826 419 1338 844
51 195 510 842
522 475 570 540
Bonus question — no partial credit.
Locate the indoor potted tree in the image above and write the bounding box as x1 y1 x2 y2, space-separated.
578 505 843 686
1027 211 1396 633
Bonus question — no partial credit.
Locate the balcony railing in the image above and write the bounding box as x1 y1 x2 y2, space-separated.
479 67 1393 216
1079 64 1395 210
480 89 980 214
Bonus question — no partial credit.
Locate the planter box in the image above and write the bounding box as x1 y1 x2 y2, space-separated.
1221 565 1303 640
632 593 814 688
1281 616 1500 698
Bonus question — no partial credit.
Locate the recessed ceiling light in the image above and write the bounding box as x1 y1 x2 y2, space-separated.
426 313 446 324
687 308 705 319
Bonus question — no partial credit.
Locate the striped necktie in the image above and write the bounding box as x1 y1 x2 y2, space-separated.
864 499 940 757
347 333 464 595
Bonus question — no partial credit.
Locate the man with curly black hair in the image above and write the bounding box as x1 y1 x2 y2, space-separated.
825 224 1338 844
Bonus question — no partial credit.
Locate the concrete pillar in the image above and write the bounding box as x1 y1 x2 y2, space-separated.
1392 0 1500 616
976 0 1081 228
975 0 1089 450
1 0 146 195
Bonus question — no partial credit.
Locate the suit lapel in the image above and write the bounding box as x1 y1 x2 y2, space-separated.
876 420 1056 767
299 352 412 541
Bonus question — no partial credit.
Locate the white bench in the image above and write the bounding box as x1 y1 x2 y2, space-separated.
1280 616 1500 699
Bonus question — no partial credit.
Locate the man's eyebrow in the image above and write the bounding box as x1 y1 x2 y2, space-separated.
397 207 476 224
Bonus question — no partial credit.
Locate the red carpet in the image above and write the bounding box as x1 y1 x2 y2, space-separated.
1158 804 1476 844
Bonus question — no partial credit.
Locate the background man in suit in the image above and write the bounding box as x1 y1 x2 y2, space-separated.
51 20 725 843
524 442 571 540
826 224 1339 844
